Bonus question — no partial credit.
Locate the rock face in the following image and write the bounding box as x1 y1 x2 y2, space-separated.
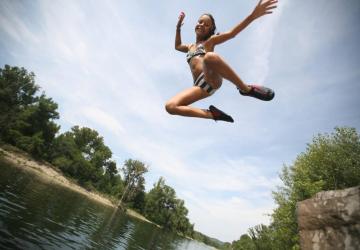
297 186 360 250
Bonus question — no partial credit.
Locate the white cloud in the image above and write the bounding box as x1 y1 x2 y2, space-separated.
182 189 275 242
180 158 279 192
243 0 288 83
81 106 125 135
0 2 40 45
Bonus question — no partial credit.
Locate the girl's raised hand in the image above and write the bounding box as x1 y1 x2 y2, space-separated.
251 0 278 20
177 12 185 29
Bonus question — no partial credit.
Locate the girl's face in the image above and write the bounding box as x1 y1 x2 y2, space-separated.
195 15 213 38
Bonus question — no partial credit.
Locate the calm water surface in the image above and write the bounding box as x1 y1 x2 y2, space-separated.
0 162 214 250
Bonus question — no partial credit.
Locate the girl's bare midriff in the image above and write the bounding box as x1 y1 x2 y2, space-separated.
188 55 204 81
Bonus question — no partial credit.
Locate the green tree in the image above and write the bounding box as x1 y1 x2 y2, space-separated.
50 126 115 188
105 160 118 179
271 127 360 249
119 159 148 209
71 126 112 173
51 132 92 182
0 65 59 158
248 224 274 250
144 177 194 235
0 65 38 137
232 234 256 250
231 225 275 250
97 160 124 195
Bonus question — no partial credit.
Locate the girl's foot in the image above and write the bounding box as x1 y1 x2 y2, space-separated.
209 105 234 123
238 85 275 101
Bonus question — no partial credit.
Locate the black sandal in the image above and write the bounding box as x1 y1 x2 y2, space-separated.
209 105 234 123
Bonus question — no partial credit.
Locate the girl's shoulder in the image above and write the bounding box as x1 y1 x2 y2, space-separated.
203 39 216 52
188 43 196 49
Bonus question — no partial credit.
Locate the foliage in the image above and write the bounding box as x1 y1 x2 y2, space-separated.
119 159 148 212
232 127 360 249
232 234 256 250
50 126 119 190
144 177 194 235
232 224 278 250
0 65 38 131
0 65 60 158
97 161 124 196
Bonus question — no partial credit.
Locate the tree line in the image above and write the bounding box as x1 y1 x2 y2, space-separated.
0 65 195 237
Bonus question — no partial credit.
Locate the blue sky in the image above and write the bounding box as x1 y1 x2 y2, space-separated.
1 0 359 242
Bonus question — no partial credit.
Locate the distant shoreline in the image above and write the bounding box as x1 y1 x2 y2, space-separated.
0 146 156 226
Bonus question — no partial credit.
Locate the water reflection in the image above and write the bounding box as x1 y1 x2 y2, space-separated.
0 162 213 250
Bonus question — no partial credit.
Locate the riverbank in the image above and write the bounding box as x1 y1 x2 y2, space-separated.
0 146 156 226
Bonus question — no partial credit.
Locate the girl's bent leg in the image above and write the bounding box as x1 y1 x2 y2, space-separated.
203 52 251 92
165 87 213 119
203 53 275 101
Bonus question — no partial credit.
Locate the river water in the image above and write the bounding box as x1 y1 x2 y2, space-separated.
0 162 214 250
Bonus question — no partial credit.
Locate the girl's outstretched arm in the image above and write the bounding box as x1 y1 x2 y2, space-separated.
208 0 277 47
175 12 189 52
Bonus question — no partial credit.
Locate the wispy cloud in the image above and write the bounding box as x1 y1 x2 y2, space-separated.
81 106 125 135
0 2 40 45
240 0 288 83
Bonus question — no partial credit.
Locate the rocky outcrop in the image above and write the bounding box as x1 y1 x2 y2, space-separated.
297 186 360 250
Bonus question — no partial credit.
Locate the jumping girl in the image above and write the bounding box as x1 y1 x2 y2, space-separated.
165 0 278 123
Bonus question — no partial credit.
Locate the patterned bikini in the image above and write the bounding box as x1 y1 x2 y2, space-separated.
186 44 216 95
